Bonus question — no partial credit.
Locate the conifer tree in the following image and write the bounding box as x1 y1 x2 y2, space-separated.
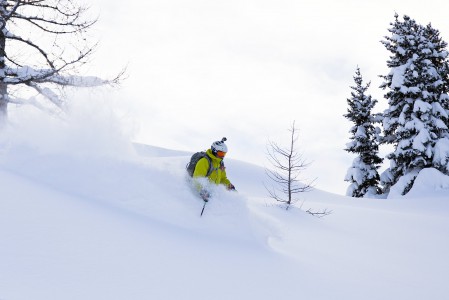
380 14 449 195
344 67 383 197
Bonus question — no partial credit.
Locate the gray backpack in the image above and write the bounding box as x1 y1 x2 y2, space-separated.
186 152 213 177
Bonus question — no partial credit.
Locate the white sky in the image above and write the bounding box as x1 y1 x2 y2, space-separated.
87 0 449 194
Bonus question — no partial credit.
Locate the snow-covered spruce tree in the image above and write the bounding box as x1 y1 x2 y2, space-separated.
0 0 120 123
344 67 383 197
380 14 449 195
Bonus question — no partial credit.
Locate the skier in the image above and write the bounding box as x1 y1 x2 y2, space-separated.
192 137 236 201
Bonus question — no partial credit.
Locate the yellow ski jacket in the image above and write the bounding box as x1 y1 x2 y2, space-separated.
193 149 232 187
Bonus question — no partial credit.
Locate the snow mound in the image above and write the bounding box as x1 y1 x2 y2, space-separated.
388 167 449 198
406 168 449 198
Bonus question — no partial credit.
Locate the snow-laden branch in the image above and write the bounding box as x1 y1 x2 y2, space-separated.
26 81 64 108
8 93 60 115
3 44 98 85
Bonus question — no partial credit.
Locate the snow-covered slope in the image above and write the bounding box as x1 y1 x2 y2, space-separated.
1 112 449 299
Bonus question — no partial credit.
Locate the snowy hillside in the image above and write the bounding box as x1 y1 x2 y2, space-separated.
1 113 449 300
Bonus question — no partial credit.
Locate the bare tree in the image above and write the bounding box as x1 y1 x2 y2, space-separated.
265 121 314 207
0 0 122 122
265 122 331 217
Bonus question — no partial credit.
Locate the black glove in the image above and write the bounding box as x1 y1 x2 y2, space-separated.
227 184 236 191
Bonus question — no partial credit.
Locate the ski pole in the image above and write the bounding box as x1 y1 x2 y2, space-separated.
199 190 209 217
200 201 207 216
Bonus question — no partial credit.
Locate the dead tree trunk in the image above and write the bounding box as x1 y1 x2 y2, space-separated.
0 11 6 122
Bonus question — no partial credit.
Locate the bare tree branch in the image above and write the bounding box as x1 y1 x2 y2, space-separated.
4 32 56 68
306 208 333 218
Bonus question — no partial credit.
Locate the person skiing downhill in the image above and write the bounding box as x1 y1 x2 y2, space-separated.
193 137 235 201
